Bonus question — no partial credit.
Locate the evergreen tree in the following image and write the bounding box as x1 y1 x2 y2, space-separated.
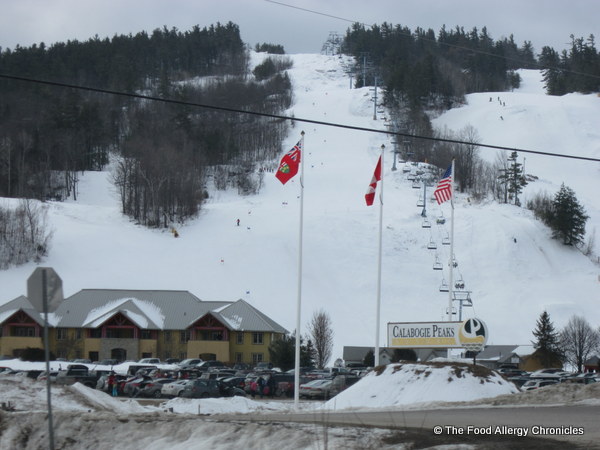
550 184 588 246
363 349 375 367
497 151 526 205
506 151 527 206
531 311 563 367
268 333 314 371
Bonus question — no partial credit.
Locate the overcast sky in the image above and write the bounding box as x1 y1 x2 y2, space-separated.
0 0 597 56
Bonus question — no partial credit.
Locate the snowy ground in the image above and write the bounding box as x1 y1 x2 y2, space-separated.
2 359 599 449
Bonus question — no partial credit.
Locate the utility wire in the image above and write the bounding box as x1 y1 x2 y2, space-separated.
265 0 600 81
1 72 599 163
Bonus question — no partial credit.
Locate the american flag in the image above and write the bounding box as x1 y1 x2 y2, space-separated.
434 164 453 205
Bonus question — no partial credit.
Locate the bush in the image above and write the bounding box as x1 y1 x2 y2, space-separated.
0 199 52 269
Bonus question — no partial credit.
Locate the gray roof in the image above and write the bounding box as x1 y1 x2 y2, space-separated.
0 296 45 327
475 345 521 362
0 289 286 333
212 299 287 333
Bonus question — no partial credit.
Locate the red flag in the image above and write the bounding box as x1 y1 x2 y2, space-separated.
365 156 382 206
434 164 453 204
275 141 302 185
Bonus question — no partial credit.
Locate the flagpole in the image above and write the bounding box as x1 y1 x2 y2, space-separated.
374 144 385 367
293 131 305 408
448 159 456 326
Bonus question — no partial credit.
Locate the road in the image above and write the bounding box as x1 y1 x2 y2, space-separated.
214 404 600 448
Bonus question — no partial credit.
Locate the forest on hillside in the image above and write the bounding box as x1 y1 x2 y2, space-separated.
341 23 599 194
0 23 292 229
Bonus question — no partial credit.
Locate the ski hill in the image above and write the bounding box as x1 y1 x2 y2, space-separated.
1 52 599 361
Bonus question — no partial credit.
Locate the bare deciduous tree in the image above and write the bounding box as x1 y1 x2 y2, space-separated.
308 309 334 369
560 315 600 373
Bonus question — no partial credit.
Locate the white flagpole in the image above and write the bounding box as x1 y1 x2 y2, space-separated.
374 144 385 367
448 159 456 324
293 131 305 408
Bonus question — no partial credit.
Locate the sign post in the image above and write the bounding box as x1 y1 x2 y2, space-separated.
27 267 63 450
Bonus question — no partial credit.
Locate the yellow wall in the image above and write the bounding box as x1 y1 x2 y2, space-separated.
229 331 279 363
139 339 157 357
0 336 43 357
187 340 230 362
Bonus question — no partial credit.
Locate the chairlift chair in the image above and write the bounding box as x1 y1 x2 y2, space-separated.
433 257 443 270
427 239 437 250
439 280 449 292
417 197 425 207
442 234 451 245
436 215 446 225
421 219 431 229
412 179 421 189
454 278 465 290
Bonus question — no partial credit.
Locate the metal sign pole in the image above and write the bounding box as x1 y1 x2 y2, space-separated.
42 269 55 450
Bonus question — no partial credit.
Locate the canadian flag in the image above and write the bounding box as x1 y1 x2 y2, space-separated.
364 156 382 206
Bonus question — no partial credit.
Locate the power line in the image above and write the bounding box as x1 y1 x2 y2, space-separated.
265 0 600 81
1 72 599 163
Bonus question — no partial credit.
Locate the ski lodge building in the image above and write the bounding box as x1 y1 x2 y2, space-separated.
0 289 287 364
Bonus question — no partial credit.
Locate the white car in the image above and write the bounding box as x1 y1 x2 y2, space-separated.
299 379 332 399
520 379 559 391
529 368 570 379
161 379 192 397
138 358 161 365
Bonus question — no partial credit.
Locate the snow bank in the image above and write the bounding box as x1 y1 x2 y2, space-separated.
323 362 519 411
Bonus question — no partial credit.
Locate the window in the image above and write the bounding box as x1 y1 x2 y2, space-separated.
141 330 152 339
88 351 99 362
252 332 264 345
236 332 244 345
179 352 187 360
89 329 102 338
252 353 263 364
164 331 171 342
141 352 152 359
75 329 82 340
13 326 35 337
180 330 190 343
235 352 243 363
57 328 68 340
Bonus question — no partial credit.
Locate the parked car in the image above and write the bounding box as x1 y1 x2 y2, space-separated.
97 359 119 366
529 368 570 379
36 371 59 382
195 361 226 372
521 379 560 391
180 379 221 398
254 362 273 371
218 376 247 391
299 379 333 399
497 368 529 378
307 379 333 399
136 378 174 398
164 358 180 365
123 375 153 397
161 379 192 397
138 358 161 365
329 375 361 397
217 379 247 397
563 373 598 384
178 358 203 369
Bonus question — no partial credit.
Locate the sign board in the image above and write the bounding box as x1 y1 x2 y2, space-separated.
387 318 488 350
27 267 64 313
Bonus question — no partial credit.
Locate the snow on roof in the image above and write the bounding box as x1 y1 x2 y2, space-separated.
0 309 18 325
83 297 165 329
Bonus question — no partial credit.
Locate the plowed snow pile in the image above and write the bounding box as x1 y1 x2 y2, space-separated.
324 362 519 410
